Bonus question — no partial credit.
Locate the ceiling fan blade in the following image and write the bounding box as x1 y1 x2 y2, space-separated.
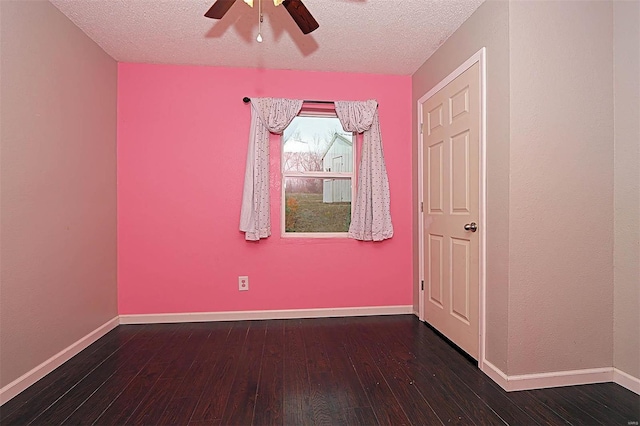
205 0 237 19
282 0 319 34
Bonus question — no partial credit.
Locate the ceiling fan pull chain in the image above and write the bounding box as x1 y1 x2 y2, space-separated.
256 0 263 42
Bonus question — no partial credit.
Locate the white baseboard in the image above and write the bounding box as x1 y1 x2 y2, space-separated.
613 368 640 394
481 360 616 392
506 367 613 391
0 317 119 405
119 305 413 324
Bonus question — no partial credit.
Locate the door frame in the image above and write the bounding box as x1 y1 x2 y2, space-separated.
417 47 487 369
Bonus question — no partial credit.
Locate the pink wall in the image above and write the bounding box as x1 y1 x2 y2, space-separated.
117 63 412 314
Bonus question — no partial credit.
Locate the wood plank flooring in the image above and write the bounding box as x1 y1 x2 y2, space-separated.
1 315 638 425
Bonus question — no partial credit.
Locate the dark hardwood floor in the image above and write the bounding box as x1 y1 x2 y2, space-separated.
1 315 638 425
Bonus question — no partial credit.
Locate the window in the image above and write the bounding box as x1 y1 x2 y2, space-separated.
281 111 355 237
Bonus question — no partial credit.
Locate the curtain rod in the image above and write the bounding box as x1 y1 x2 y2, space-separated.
242 97 377 107
242 97 333 104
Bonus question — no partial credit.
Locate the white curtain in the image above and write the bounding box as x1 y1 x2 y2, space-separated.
240 98 303 241
335 100 393 241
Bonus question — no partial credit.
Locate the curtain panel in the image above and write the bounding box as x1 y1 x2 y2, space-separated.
335 100 393 241
240 98 303 240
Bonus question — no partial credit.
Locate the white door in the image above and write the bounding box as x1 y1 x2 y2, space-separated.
421 62 480 359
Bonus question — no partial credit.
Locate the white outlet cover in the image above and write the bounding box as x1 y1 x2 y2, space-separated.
238 276 249 291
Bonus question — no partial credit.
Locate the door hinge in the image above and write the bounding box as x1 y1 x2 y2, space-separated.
420 123 424 134
421 280 424 291
420 201 423 212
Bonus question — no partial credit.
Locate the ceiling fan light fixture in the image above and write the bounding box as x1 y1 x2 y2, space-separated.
245 0 284 8
205 0 319 35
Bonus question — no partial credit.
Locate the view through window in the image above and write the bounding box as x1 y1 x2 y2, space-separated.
282 114 355 236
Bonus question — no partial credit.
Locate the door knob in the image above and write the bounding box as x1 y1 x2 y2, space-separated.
464 222 478 232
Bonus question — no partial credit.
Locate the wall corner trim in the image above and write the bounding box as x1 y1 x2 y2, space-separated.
481 359 510 390
481 360 639 394
119 305 414 324
0 317 120 405
613 368 640 394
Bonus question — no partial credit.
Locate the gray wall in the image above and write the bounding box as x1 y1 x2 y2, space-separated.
613 0 640 379
1 0 118 388
508 0 614 374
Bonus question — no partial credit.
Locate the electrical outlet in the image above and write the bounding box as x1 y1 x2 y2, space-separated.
238 276 249 291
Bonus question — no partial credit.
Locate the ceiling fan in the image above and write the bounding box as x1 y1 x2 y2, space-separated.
204 0 319 35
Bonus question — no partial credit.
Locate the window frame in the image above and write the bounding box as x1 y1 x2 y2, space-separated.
280 110 356 238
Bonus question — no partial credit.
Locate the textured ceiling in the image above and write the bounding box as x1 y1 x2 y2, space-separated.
49 0 484 75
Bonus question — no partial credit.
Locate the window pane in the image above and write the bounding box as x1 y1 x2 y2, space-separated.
284 177 351 233
282 116 353 173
